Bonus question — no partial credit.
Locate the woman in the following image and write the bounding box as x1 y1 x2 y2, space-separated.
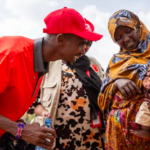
98 10 150 149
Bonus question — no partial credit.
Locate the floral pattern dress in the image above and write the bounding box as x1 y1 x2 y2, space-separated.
105 72 150 150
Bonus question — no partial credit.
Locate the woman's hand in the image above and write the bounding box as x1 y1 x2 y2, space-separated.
112 78 141 98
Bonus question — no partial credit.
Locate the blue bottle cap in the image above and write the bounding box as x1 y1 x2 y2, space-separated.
45 118 52 124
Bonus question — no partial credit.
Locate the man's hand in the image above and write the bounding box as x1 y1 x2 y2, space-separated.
0 115 56 149
112 78 141 98
22 122 56 149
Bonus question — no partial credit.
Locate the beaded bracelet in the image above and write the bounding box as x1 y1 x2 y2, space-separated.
16 122 24 139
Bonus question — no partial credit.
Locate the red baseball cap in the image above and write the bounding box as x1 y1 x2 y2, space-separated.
84 18 95 32
43 7 103 41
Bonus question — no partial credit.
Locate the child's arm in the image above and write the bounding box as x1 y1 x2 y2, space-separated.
34 104 50 117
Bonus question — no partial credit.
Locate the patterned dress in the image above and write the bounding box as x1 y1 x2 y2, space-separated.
54 63 103 150
104 71 150 150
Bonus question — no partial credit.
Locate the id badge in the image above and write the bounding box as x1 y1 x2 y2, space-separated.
91 111 102 128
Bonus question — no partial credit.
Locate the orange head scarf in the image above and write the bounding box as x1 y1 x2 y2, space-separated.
98 10 150 115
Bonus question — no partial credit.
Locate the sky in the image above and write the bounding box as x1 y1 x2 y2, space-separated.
0 0 150 69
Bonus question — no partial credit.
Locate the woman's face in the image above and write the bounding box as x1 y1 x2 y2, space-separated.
114 26 139 51
85 41 92 53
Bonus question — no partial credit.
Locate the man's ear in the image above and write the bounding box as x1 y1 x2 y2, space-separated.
56 34 65 45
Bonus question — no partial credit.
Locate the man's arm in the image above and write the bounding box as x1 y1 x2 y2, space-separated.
0 115 17 136
0 115 56 149
0 56 56 149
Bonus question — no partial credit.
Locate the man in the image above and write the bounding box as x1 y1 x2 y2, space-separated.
30 19 104 150
0 7 102 149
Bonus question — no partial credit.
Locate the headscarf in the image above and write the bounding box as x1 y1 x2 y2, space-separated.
98 10 150 117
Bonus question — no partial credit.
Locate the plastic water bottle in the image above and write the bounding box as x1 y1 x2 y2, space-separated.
35 118 52 150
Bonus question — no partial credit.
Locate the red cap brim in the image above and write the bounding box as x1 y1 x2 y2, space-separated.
74 31 103 41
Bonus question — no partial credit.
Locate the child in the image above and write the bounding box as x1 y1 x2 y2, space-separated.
131 71 150 139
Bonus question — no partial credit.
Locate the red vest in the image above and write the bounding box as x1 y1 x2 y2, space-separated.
0 36 43 137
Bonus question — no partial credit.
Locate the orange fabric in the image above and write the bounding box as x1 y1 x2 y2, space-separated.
98 10 150 113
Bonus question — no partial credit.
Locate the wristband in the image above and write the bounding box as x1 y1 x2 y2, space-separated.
16 122 24 139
